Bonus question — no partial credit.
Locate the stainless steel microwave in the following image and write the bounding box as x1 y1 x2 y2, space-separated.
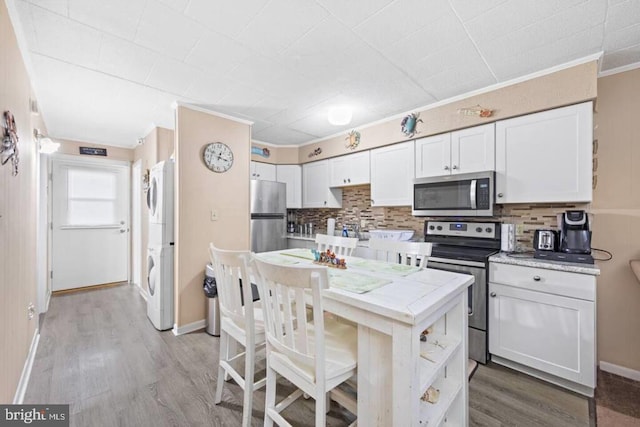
412 171 495 217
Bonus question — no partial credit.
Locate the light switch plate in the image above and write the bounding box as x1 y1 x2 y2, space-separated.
210 210 218 221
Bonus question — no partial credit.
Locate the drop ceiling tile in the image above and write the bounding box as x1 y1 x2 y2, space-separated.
183 73 237 104
251 120 273 134
418 64 497 100
354 0 454 50
253 124 316 145
316 0 395 27
602 43 640 70
287 104 379 138
184 0 270 39
14 1 39 50
236 0 329 55
97 35 158 82
447 0 509 22
68 0 146 41
156 0 189 12
26 0 68 16
464 0 587 43
30 6 102 68
145 57 199 96
604 23 640 51
239 96 287 121
605 0 640 32
185 30 254 76
135 2 205 60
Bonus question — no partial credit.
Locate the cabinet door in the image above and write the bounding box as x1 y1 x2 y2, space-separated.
415 133 451 178
251 161 276 181
302 160 342 208
329 151 370 187
328 155 351 187
371 141 415 206
489 282 595 387
495 102 592 203
276 165 302 209
451 123 495 175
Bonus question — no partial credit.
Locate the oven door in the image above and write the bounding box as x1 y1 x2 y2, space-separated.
427 259 488 363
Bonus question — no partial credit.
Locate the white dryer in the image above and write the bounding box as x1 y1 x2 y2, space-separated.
148 160 174 246
146 245 174 331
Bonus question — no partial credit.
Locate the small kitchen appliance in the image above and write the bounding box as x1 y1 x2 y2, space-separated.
413 171 495 217
533 229 558 251
500 224 516 252
533 210 594 264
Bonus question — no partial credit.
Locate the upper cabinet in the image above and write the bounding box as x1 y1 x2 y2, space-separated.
329 151 370 187
370 141 415 207
276 165 302 209
415 123 495 178
302 160 342 208
250 161 276 181
495 102 593 204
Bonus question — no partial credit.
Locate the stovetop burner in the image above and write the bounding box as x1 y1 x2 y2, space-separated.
425 220 501 264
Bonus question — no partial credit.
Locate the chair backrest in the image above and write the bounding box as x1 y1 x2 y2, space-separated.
315 233 358 256
368 239 433 268
251 257 328 379
209 244 255 329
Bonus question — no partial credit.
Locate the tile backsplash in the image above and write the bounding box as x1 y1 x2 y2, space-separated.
290 185 588 250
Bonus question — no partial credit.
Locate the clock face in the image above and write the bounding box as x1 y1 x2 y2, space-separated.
203 142 234 173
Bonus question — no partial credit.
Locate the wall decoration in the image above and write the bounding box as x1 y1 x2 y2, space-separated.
457 105 493 118
79 146 107 156
203 142 234 173
251 146 270 158
308 147 322 158
400 112 422 138
2 111 19 176
143 169 150 193
345 130 361 150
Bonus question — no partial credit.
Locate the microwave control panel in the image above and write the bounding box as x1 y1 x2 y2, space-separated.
476 178 491 209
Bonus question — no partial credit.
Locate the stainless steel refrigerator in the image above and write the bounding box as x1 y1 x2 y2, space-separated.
250 180 287 253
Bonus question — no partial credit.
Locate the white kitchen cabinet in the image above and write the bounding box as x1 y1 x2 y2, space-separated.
250 161 276 181
489 262 596 396
415 124 495 178
495 102 593 204
276 165 302 209
286 238 316 250
302 160 342 208
328 151 370 187
370 141 414 206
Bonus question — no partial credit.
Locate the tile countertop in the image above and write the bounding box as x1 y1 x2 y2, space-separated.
489 252 600 276
286 233 372 247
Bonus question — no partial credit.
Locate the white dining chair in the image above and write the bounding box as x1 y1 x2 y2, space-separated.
251 257 358 427
368 239 433 268
209 244 266 427
315 233 358 256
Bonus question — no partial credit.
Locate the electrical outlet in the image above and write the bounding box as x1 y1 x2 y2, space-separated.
360 219 366 228
516 224 524 234
210 210 218 221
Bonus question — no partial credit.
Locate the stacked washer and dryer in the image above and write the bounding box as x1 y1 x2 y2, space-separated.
146 160 174 330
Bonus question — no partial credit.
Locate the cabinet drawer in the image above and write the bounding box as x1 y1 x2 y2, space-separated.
489 263 595 301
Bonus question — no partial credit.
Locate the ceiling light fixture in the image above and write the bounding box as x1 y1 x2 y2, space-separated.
34 129 60 154
327 105 352 126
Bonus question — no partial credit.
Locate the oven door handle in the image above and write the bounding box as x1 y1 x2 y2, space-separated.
470 179 477 209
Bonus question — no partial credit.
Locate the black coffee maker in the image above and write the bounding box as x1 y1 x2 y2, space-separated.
560 210 592 254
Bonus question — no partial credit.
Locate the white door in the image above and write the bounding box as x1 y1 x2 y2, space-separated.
132 160 142 289
451 123 495 175
51 157 130 291
415 133 451 178
370 141 415 206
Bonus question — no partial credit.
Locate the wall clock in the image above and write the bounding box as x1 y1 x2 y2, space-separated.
203 142 234 173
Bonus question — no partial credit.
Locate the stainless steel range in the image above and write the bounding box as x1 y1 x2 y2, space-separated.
424 220 500 364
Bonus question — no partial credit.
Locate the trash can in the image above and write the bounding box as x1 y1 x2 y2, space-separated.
204 263 220 336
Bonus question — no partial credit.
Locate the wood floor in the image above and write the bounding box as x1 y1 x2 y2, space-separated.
26 283 594 426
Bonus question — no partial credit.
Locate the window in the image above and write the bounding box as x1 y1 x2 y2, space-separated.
66 168 118 225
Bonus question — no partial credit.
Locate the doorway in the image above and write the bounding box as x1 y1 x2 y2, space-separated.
132 160 142 290
51 156 130 291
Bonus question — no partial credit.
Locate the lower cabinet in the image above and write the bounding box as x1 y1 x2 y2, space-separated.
286 238 316 250
488 262 596 395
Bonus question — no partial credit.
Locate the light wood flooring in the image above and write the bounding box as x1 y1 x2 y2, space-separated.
26 283 595 426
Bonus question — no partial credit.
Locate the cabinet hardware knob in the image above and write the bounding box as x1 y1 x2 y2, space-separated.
120 229 126 233
343 179 346 183
444 166 450 170
323 201 327 205
452 165 458 170
497 193 504 198
371 199 374 205
533 276 541 281
490 292 496 297
348 178 351 183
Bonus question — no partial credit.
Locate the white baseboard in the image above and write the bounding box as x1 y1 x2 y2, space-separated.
599 361 640 382
172 319 206 336
138 286 148 301
13 328 40 404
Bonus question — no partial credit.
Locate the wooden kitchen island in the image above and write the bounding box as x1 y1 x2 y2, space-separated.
256 249 474 426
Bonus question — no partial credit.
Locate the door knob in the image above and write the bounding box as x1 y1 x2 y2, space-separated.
497 193 504 198
490 292 496 297
444 166 450 170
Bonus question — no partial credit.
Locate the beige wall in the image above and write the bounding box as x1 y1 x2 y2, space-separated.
58 138 134 162
250 141 299 164
133 127 174 292
175 107 250 327
0 0 39 402
592 68 640 372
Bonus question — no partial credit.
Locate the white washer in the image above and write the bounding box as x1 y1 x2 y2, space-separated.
148 160 174 245
147 245 174 331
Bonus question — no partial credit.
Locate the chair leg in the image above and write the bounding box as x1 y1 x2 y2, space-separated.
215 330 228 404
315 391 326 427
264 364 276 427
325 392 331 414
241 343 255 427
226 338 237 382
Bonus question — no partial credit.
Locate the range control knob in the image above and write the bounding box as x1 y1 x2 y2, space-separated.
429 225 435 230
485 227 492 233
475 227 482 233
436 226 443 231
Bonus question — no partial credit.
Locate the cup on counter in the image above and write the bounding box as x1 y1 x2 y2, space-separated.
298 224 303 234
